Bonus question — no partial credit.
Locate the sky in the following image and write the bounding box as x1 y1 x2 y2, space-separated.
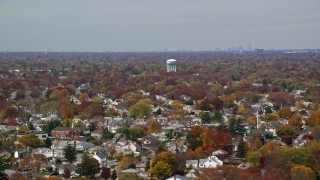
0 0 319 52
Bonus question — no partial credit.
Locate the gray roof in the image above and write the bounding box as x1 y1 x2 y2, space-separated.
95 153 106 159
199 159 207 165
121 168 139 174
186 160 198 165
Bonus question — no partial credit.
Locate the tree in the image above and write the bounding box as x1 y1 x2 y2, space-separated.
148 161 172 179
111 169 117 180
291 165 316 180
237 138 248 158
200 112 211 123
228 118 245 136
149 151 177 176
186 126 206 150
118 173 139 180
27 122 35 131
276 124 298 137
63 167 71 179
103 129 114 140
212 111 223 122
278 107 292 119
119 156 135 170
44 137 52 148
282 147 314 166
129 99 152 118
147 120 162 134
289 113 303 128
156 107 162 116
19 134 44 150
76 153 101 178
246 151 261 167
100 166 111 179
306 109 320 127
63 144 76 163
60 103 73 120
128 127 144 141
0 155 10 174
18 125 29 133
312 126 320 141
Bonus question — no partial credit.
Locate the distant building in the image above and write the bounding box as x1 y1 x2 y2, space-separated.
166 59 177 72
51 127 82 139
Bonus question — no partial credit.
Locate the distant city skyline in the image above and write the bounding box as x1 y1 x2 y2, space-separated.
0 0 319 52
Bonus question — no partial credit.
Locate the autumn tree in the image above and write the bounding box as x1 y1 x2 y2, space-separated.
306 109 320 127
246 150 261 167
60 103 73 120
129 99 152 118
186 126 206 150
288 113 303 128
291 165 316 180
19 134 44 150
278 107 292 119
148 161 172 179
149 151 177 177
276 124 298 137
118 173 139 180
147 120 162 134
100 166 111 180
63 168 71 179
18 125 29 133
119 156 135 170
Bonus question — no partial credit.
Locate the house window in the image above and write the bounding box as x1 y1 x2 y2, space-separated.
42 135 47 138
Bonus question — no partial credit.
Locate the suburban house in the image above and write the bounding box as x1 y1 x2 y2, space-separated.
186 160 198 168
51 127 82 139
17 132 49 141
198 156 223 168
93 153 106 166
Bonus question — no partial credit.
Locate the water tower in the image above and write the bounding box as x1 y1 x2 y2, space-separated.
166 59 177 72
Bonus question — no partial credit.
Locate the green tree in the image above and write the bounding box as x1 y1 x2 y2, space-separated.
246 150 261 167
201 112 211 123
0 155 10 174
128 127 145 141
27 122 35 131
212 111 223 122
44 137 52 148
76 153 101 178
103 129 114 140
228 118 245 136
129 99 152 118
156 107 162 115
282 147 314 166
237 138 248 158
63 144 77 163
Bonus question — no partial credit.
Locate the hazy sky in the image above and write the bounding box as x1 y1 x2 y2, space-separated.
0 0 319 51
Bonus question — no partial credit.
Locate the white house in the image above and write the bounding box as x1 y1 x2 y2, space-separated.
198 156 223 168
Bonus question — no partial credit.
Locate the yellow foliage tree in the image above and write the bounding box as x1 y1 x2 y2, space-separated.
118 156 135 170
18 125 29 133
291 165 316 180
147 120 162 134
247 116 257 127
